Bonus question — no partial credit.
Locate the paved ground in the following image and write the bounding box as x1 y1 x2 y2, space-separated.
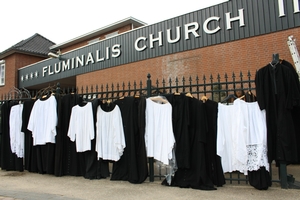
0 164 299 200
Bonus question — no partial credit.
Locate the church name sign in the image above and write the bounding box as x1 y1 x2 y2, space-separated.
19 0 300 86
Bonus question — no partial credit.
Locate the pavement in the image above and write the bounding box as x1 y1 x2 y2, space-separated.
0 164 300 200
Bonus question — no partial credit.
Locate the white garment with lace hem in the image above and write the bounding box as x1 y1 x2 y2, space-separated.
217 99 269 175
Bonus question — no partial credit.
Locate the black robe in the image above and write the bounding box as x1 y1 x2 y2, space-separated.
0 101 23 171
255 62 300 163
111 97 148 183
54 94 86 176
33 95 57 175
163 96 215 190
203 99 225 187
22 99 38 173
165 94 190 169
83 99 109 180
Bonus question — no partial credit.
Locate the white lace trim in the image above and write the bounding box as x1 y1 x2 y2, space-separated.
247 144 269 172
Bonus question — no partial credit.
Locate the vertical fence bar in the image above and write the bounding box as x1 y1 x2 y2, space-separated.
169 77 172 94
146 73 154 182
196 75 200 99
188 76 192 94
56 82 61 95
182 77 185 93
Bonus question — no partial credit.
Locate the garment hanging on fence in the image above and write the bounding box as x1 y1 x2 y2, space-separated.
9 104 24 158
145 97 175 165
21 99 38 173
67 102 95 152
27 95 58 175
55 94 85 177
0 101 23 171
110 97 148 184
217 99 269 175
203 99 226 187
84 99 110 180
95 104 125 161
162 94 216 190
255 60 300 164
28 95 57 145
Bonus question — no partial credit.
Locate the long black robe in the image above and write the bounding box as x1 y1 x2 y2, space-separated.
54 94 86 176
0 101 23 171
165 94 190 169
32 95 57 175
255 62 300 163
163 96 215 190
203 99 225 187
281 60 300 163
22 99 38 173
83 99 109 180
111 97 148 183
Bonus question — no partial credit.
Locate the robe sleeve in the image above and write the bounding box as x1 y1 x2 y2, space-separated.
255 69 266 110
67 106 76 142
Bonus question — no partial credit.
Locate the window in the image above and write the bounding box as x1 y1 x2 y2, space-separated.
0 60 5 86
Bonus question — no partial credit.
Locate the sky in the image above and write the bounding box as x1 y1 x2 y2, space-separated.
0 0 228 53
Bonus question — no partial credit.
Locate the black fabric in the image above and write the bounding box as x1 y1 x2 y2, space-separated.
204 100 225 187
35 143 55 174
136 97 148 183
21 99 38 173
84 99 109 180
111 97 148 183
281 60 300 164
165 94 190 169
248 167 272 190
0 101 23 171
55 94 86 176
164 96 215 190
255 62 300 163
33 96 57 175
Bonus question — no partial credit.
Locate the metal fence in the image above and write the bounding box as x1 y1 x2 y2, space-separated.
1 71 295 188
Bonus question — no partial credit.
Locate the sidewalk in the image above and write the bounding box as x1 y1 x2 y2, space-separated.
0 164 299 200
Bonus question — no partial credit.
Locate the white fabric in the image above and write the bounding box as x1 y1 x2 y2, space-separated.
217 99 269 175
244 100 269 172
28 95 57 145
145 98 175 165
217 103 239 174
9 104 24 158
68 102 94 152
95 105 125 161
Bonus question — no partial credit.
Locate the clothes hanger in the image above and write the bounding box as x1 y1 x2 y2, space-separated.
221 93 237 103
201 95 208 102
185 92 193 98
149 95 168 104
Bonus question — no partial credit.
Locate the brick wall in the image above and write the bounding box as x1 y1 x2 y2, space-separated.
76 27 300 89
0 53 44 98
62 25 132 53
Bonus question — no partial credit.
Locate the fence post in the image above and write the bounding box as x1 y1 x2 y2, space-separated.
56 82 61 95
146 73 154 182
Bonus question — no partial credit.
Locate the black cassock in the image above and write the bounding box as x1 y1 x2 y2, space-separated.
54 94 86 176
163 95 215 190
0 101 23 171
204 100 225 187
83 99 110 180
111 97 148 183
22 99 38 173
255 61 300 163
165 94 190 169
